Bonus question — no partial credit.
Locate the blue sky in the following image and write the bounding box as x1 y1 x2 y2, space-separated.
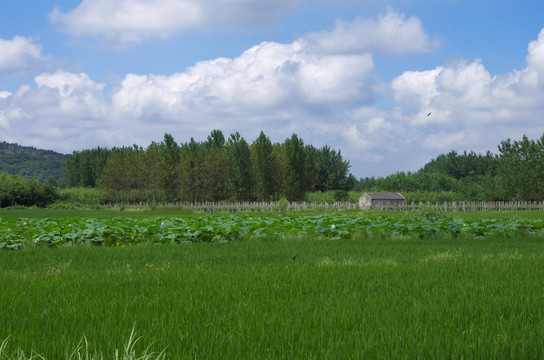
1 0 544 177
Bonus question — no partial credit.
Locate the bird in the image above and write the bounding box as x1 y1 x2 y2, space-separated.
427 112 432 117
291 255 296 261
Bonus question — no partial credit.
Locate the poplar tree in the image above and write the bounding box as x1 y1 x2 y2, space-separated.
227 132 254 201
284 134 307 201
159 133 181 201
203 130 229 201
252 131 275 201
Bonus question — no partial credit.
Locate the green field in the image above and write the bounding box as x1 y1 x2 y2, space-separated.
1 210 544 358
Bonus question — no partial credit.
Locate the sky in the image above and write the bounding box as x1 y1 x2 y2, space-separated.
1 0 544 178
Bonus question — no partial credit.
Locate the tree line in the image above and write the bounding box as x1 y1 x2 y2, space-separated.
65 131 354 203
64 131 544 204
357 133 544 201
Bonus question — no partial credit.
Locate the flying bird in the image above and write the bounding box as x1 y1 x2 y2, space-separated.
427 112 432 117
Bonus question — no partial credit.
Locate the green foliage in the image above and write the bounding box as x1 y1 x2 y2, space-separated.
66 147 110 187
274 196 289 212
58 187 107 206
0 173 58 208
411 204 450 221
284 134 307 201
402 191 456 203
309 144 351 192
251 131 275 201
357 133 544 202
158 133 182 201
227 132 254 201
422 150 498 179
0 327 166 360
0 141 68 182
2 213 543 249
179 138 205 202
497 134 544 200
61 131 544 204
64 132 356 204
98 145 159 203
306 190 336 203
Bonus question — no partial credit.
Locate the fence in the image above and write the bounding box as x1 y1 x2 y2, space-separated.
363 201 544 212
109 200 544 213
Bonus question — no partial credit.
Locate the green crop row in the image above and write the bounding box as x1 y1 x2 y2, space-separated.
1 214 543 249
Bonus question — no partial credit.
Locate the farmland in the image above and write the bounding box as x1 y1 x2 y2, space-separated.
1 209 544 358
2 210 544 250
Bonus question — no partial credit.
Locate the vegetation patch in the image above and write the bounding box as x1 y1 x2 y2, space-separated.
1 236 544 358
1 213 543 250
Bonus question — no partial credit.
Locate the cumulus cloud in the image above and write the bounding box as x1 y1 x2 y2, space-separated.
307 8 437 54
112 39 376 123
0 36 44 73
0 71 110 150
50 0 298 43
6 10 544 176
386 30 544 157
525 29 544 88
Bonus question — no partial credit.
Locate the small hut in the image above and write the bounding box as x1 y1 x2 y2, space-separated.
359 192 405 210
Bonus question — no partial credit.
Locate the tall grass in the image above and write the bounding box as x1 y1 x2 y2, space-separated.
0 327 165 360
2 234 544 358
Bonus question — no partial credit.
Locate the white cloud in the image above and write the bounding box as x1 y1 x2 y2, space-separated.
0 71 109 151
35 70 106 97
343 108 399 150
50 0 298 43
0 36 44 73
0 35 377 151
112 39 376 124
387 30 544 156
391 67 443 115
7 12 544 177
525 29 544 88
307 8 437 54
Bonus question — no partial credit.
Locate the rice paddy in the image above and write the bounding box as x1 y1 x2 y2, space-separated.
1 220 544 358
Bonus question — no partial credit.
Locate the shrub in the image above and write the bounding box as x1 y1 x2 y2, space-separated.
411 203 450 221
58 187 107 206
275 197 289 212
0 173 58 208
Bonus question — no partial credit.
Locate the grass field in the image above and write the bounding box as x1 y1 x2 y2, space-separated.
1 229 544 358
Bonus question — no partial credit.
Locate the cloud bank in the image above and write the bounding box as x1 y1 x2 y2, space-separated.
2 12 544 176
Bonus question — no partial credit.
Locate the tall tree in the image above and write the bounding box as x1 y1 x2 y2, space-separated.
312 145 351 192
251 131 275 201
98 145 146 202
66 147 110 187
206 129 226 148
180 138 205 202
203 130 230 201
270 143 287 199
227 132 254 201
497 134 544 200
159 133 182 201
284 134 307 201
143 142 162 201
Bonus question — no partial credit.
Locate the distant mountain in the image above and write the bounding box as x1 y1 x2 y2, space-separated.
0 141 69 182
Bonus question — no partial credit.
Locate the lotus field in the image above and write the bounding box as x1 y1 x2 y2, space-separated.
2 213 544 249
2 210 544 359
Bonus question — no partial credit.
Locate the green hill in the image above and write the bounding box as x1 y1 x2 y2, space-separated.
0 141 69 182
